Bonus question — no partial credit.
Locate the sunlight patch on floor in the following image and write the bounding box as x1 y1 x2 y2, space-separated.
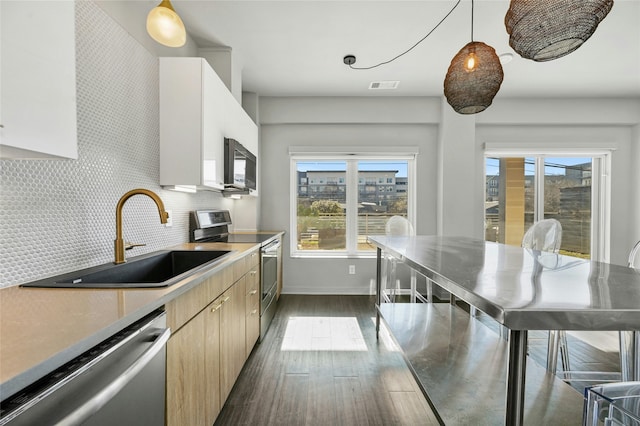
568 330 620 353
281 316 368 351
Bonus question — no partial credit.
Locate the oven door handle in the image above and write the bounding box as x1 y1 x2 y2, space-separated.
54 327 171 426
261 239 281 255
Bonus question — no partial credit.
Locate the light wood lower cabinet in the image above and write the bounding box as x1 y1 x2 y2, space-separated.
245 265 260 358
166 310 206 426
166 249 259 426
204 300 222 425
219 278 245 402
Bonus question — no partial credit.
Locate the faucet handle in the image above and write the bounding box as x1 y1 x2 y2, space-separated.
161 211 170 224
124 242 146 251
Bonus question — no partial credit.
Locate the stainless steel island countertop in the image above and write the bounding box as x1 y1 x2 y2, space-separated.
370 235 640 331
368 235 640 425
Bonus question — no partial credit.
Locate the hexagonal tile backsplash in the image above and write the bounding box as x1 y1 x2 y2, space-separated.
0 1 235 287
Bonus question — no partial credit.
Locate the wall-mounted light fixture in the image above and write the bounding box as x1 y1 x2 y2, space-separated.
146 0 186 48
443 0 503 114
505 0 614 62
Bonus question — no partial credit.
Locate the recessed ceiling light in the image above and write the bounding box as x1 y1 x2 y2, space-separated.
369 81 400 90
499 53 514 64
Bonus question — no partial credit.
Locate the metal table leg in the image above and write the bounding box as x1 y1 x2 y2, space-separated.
376 247 382 339
506 329 528 426
546 329 560 374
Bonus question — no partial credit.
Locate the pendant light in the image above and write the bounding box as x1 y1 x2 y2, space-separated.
505 0 614 62
146 0 186 48
444 0 504 114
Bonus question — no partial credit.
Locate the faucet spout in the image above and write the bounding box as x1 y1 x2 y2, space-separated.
114 189 169 264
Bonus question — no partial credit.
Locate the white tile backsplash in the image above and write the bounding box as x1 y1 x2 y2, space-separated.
0 1 233 287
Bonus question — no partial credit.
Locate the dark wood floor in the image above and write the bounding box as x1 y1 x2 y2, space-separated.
473 308 621 394
216 295 621 425
215 295 439 426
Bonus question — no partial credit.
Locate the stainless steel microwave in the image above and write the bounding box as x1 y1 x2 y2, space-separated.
224 138 256 192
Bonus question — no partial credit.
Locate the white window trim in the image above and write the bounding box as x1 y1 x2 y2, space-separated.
484 146 613 262
289 150 417 259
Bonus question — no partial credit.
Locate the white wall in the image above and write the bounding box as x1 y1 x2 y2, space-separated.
257 96 640 294
476 98 640 265
437 98 483 238
259 97 439 294
630 124 640 251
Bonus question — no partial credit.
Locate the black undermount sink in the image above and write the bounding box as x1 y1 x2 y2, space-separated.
20 250 233 289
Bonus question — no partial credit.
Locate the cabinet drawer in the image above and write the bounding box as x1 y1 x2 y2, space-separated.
245 266 259 311
232 256 247 283
246 249 259 269
205 271 225 305
167 276 210 331
245 305 260 357
245 287 259 314
246 266 259 290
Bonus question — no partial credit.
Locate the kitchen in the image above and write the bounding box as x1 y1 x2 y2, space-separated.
1 1 639 425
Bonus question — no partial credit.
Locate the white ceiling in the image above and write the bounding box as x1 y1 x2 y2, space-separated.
124 0 640 98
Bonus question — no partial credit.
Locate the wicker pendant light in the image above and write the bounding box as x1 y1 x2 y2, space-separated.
444 0 504 114
444 42 504 114
505 0 614 62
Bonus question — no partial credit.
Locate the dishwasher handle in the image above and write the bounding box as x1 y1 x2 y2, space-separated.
54 327 171 426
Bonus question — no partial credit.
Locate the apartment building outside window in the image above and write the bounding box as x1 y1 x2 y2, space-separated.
290 153 416 257
484 153 610 261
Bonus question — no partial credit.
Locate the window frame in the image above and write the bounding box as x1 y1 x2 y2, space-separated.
290 151 417 259
483 143 614 262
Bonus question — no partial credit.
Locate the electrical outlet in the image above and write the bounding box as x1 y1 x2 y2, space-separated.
165 210 173 227
349 265 355 275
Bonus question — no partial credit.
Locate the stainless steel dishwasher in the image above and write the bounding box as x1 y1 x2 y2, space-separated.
0 309 170 426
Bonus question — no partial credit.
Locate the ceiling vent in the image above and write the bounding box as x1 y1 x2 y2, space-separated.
368 81 399 90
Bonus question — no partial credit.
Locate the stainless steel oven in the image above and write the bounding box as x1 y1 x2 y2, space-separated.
260 237 280 341
189 209 282 341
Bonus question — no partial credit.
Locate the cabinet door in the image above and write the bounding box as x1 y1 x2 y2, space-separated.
231 275 247 377
219 277 247 402
201 61 226 189
166 312 206 426
0 1 77 159
245 265 260 357
219 288 235 402
159 58 205 187
205 301 222 425
277 243 283 300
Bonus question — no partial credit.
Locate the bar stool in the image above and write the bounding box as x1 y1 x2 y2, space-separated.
382 216 429 303
517 219 572 374
629 240 640 268
550 239 640 382
621 240 640 381
584 381 640 425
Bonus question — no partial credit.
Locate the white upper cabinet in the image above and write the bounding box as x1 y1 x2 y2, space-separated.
159 57 258 192
0 1 78 159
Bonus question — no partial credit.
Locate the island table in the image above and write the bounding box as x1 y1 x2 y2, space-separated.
369 235 640 425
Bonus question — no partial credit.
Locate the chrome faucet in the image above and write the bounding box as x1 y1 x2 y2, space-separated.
114 189 169 264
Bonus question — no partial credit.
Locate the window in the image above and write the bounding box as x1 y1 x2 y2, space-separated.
485 154 610 261
291 153 416 257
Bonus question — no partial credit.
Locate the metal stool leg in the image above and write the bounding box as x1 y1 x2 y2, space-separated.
559 331 571 373
388 258 398 303
410 269 417 303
